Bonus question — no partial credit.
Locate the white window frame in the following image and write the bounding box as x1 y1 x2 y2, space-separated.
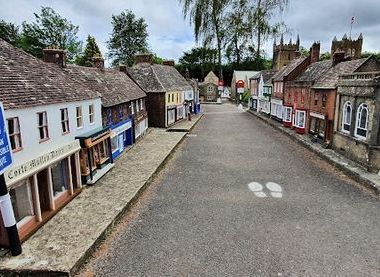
354 103 369 140
60 108 70 134
7 117 22 151
37 111 49 141
295 110 306 128
131 101 135 115
76 106 83 128
342 101 352 134
89 104 95 124
283 106 293 123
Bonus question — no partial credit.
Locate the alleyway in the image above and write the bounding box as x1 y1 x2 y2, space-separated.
81 102 380 276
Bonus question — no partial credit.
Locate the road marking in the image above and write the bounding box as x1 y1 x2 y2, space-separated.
248 182 283 198
186 134 197 137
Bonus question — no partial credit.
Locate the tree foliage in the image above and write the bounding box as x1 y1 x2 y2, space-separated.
77 35 102 66
0 20 19 45
107 10 149 67
18 6 82 62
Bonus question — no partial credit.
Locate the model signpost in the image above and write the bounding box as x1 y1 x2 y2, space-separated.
0 102 22 256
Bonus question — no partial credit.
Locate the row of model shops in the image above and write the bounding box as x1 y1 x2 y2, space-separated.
167 105 185 126
0 119 148 247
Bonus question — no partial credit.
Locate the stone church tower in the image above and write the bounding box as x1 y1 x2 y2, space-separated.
272 34 301 70
331 33 363 59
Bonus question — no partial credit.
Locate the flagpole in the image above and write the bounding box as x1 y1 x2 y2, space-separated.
350 16 354 40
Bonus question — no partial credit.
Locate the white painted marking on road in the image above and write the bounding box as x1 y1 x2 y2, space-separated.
186 134 197 137
248 182 283 198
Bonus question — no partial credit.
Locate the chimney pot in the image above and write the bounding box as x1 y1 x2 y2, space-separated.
91 56 105 71
43 48 66 68
119 64 127 72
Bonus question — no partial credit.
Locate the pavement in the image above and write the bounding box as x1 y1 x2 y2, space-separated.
167 113 203 132
0 128 195 276
79 102 380 276
246 108 380 194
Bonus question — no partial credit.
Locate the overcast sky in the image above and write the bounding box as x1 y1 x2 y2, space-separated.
1 0 379 63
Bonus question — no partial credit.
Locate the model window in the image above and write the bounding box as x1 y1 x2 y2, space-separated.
283 107 292 122
167 94 170 103
131 102 135 115
37 112 49 140
51 159 69 198
60 108 70 134
322 94 327 108
314 93 319 106
107 108 113 125
76 106 83 128
342 101 352 133
89 104 95 124
140 99 143 110
7 117 22 151
171 94 174 102
295 110 306 128
355 103 369 139
118 105 123 120
9 180 35 223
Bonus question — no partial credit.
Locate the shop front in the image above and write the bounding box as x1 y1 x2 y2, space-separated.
294 109 307 134
76 127 114 185
250 97 258 111
167 106 176 126
176 105 184 121
134 112 148 141
0 140 82 247
309 112 327 143
282 106 293 127
110 118 133 160
270 98 283 121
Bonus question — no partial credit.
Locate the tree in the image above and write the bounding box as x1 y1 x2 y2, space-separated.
225 0 253 66
319 52 331 61
18 6 82 62
249 0 288 63
77 35 102 66
180 0 231 80
0 20 19 45
107 10 149 67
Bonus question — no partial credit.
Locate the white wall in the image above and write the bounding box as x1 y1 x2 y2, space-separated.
5 98 102 167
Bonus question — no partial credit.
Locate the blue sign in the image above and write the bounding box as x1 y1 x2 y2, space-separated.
0 103 13 175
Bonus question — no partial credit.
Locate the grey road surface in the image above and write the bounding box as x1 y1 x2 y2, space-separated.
81 103 380 277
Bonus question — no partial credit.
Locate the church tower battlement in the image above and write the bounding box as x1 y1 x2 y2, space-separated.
331 33 363 60
272 34 301 70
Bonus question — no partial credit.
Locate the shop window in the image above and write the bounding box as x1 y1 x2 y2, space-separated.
51 159 69 198
295 110 306 128
76 106 83 128
37 112 49 141
9 180 35 224
89 104 95 124
60 108 70 134
7 117 22 151
310 117 317 134
283 107 292 122
79 149 90 175
111 135 118 154
342 101 352 133
355 103 369 139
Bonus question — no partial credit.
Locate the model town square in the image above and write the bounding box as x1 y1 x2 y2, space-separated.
0 0 380 276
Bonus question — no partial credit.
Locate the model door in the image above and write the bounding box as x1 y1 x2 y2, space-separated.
118 134 124 152
37 169 51 213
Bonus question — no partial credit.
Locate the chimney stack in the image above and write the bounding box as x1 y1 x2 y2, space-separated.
163 60 175 67
134 53 153 65
119 64 127 72
310 42 320 64
332 51 346 66
43 47 66 68
92 55 105 71
185 68 190 79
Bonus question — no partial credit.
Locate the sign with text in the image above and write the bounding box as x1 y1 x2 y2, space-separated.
0 103 13 175
236 80 245 94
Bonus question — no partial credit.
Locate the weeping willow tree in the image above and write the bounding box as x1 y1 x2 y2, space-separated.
180 0 231 80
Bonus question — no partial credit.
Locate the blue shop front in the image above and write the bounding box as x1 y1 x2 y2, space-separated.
110 118 134 160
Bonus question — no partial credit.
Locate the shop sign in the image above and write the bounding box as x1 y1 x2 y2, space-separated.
0 103 13 175
111 121 132 137
5 140 80 185
310 112 325 120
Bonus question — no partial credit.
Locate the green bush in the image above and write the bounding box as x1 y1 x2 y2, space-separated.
241 91 250 103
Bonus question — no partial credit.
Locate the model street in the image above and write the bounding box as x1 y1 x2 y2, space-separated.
81 103 380 276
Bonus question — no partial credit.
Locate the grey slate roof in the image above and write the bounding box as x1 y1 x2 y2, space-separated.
294 60 332 83
251 69 278 83
312 58 368 89
272 57 308 81
127 63 193 93
0 39 98 110
63 65 146 108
